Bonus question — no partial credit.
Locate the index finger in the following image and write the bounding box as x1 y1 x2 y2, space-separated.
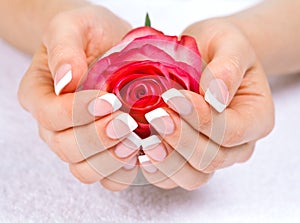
18 46 122 131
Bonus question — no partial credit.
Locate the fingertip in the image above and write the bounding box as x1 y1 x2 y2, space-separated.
204 78 229 113
45 33 88 95
54 64 73 95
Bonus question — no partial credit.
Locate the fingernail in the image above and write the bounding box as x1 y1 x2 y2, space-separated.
145 108 175 135
138 155 157 173
142 135 167 161
106 113 138 139
162 88 193 115
88 93 122 116
204 79 229 113
114 132 142 158
123 156 138 170
54 64 72 95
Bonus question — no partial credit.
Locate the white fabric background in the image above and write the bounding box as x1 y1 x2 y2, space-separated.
1 0 300 222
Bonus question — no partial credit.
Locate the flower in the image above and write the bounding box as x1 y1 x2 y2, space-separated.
81 26 202 138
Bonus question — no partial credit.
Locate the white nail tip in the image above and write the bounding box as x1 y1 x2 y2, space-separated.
116 113 138 131
138 155 157 173
138 154 151 163
99 93 122 112
126 132 142 147
205 88 226 113
162 88 184 102
142 135 161 150
145 108 169 123
54 70 72 96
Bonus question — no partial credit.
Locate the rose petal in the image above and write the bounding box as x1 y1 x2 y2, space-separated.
121 27 165 44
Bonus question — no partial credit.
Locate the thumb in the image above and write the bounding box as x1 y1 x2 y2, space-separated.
43 19 88 95
183 22 256 112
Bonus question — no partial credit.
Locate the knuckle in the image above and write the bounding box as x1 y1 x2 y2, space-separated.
184 173 211 191
48 133 69 162
223 125 246 147
57 98 73 127
38 125 50 144
221 56 243 85
50 42 65 56
35 106 59 131
198 111 212 131
238 143 255 163
228 56 242 74
37 98 73 131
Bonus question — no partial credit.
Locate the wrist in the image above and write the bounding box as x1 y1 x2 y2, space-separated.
225 1 300 76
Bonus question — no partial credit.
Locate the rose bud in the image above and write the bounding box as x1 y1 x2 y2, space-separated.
80 26 202 138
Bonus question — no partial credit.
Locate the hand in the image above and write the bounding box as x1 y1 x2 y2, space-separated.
18 4 139 191
137 19 275 190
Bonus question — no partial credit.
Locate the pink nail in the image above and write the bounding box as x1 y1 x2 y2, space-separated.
145 108 175 136
138 155 157 173
54 64 72 95
114 133 142 158
142 135 167 161
123 156 138 170
106 113 138 139
162 88 193 116
88 93 122 117
204 79 229 113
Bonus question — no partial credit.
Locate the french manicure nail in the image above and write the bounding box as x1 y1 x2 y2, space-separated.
142 135 167 161
54 64 72 95
106 113 138 139
145 108 175 135
162 88 193 115
114 132 142 158
204 79 229 113
88 93 122 116
123 156 138 170
138 155 157 173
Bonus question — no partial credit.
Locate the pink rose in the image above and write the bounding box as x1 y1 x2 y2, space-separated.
81 27 202 138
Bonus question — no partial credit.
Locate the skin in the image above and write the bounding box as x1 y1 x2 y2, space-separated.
1 0 299 191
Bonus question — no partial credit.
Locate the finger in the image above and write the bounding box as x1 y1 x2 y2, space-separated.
134 139 179 189
139 164 179 190
18 48 122 131
43 13 88 95
183 22 256 112
43 7 131 95
139 142 211 191
69 162 103 184
39 112 139 163
69 151 137 184
200 38 256 113
100 166 139 192
154 144 212 191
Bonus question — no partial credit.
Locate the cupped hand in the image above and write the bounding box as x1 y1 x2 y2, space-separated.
137 19 274 190
18 4 139 191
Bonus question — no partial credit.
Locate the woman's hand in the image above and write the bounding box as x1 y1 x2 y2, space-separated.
137 19 275 190
18 5 139 191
